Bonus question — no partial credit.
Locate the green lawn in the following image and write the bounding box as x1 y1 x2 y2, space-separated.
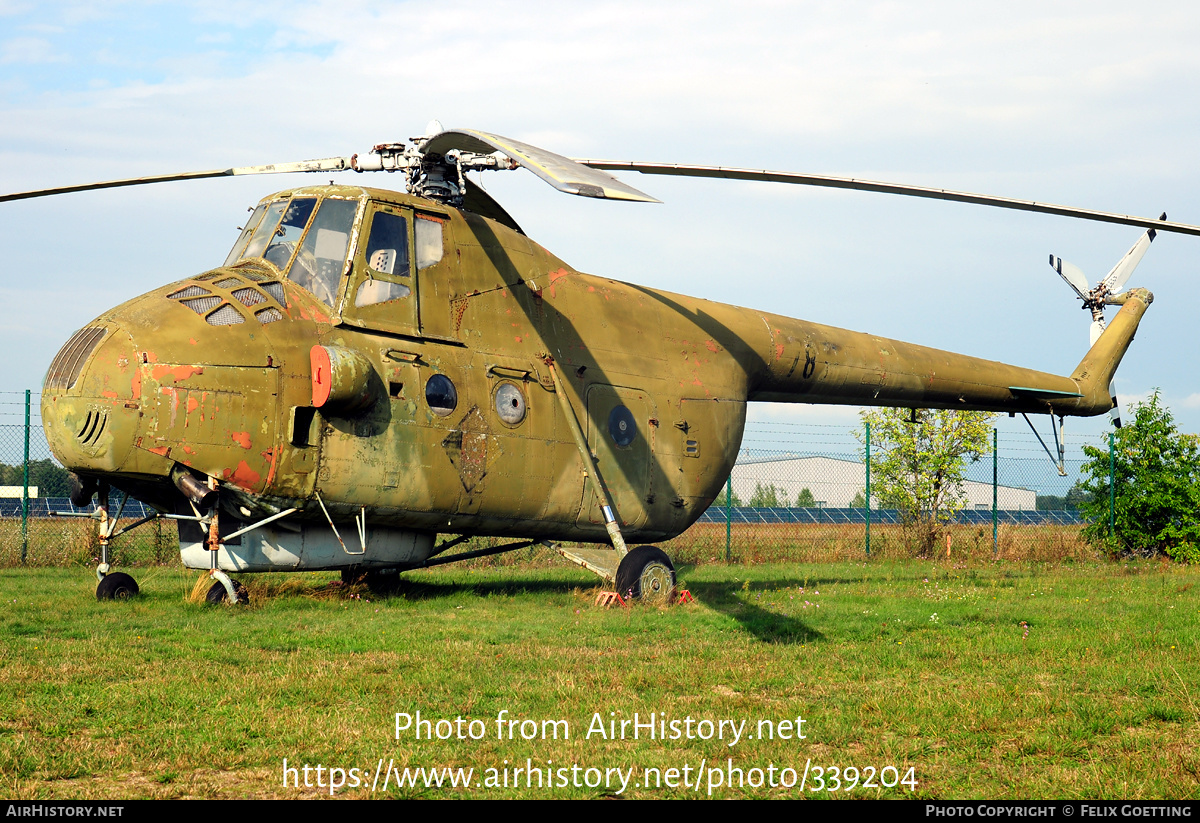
1 559 1197 798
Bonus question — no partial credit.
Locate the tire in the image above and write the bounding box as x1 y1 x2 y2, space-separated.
205 579 249 606
614 545 676 605
96 572 139 601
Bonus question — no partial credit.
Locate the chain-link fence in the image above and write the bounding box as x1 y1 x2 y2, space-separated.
0 391 173 567
660 420 1109 565
4 389 1113 568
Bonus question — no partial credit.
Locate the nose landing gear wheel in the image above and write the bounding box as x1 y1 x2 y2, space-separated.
96 572 139 601
205 579 249 605
614 545 676 605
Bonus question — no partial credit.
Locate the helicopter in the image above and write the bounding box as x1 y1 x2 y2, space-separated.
7 124 1196 606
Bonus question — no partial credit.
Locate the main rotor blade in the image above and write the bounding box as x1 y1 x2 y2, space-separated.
575 160 1200 237
1099 213 1164 295
0 157 357 203
425 129 660 203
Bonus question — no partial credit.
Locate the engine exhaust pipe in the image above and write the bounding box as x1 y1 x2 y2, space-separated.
173 470 217 509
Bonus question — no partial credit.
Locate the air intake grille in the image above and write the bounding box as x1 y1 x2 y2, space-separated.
214 277 242 289
167 285 212 300
232 287 266 307
262 282 286 305
206 304 245 326
180 296 222 315
255 307 283 324
45 327 107 392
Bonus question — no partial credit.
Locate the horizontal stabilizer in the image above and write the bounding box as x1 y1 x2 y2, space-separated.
1008 386 1084 399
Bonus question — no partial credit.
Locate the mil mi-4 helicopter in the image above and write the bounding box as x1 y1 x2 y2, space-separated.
7 124 1196 606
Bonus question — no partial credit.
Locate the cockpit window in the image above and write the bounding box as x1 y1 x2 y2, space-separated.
286 198 358 307
262 197 318 270
238 199 287 261
223 203 269 267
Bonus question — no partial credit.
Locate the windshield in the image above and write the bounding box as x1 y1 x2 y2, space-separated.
224 195 361 307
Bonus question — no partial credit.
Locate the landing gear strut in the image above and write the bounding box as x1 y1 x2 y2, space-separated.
92 481 141 601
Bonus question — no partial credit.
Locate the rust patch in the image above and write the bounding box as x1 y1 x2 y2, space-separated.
230 431 252 449
775 343 786 360
148 445 170 457
151 364 205 383
451 297 470 333
188 337 199 346
704 339 719 353
262 449 278 486
182 445 196 455
548 267 570 298
186 397 200 414
224 460 262 491
101 390 118 399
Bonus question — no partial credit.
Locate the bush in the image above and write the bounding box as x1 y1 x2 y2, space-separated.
1079 392 1200 561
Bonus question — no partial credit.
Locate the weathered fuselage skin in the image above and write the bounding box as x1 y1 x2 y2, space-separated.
42 184 1153 560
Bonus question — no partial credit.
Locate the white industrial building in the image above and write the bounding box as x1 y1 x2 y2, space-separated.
730 455 1036 511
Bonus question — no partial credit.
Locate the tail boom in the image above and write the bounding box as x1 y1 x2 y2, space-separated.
744 288 1153 417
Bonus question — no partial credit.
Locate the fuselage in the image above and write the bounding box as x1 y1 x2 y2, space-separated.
41 184 1152 562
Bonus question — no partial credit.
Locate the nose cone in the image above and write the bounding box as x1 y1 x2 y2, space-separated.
43 269 303 501
42 323 142 475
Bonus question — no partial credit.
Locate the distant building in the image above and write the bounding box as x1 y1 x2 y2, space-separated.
730 455 1035 511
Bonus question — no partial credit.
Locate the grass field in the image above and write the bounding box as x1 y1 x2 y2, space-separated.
2 553 1197 799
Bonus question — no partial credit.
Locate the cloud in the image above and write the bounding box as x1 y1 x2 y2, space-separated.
0 36 65 64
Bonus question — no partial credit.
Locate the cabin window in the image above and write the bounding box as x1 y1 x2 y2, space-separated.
415 214 444 270
608 405 637 448
286 198 357 307
425 373 458 416
355 210 412 307
494 382 527 425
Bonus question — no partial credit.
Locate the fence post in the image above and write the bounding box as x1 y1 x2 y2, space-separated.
21 389 30 564
724 474 732 563
992 427 998 557
865 421 871 557
1109 431 1115 537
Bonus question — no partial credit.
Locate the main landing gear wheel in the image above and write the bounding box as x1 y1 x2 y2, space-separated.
206 579 249 605
96 572 139 601
615 545 676 605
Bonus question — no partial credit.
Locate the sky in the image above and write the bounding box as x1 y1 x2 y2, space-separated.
2 0 1198 445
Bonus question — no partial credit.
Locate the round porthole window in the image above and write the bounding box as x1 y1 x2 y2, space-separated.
608 405 637 448
494 382 527 425
425 374 458 416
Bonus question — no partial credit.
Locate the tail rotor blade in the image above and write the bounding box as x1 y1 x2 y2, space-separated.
1052 255 1091 300
1108 379 1122 428
1099 212 1166 295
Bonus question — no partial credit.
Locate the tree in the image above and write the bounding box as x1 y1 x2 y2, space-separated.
1078 392 1200 562
0 459 71 497
856 408 994 555
712 486 742 508
1036 481 1090 511
748 482 788 508
850 489 866 509
795 487 816 507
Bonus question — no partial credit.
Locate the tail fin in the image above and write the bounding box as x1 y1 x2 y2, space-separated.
1069 287 1153 414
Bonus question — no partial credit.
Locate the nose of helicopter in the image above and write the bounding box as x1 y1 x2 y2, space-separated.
41 322 143 477
41 272 298 501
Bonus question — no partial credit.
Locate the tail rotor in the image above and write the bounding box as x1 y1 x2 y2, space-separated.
1049 212 1166 428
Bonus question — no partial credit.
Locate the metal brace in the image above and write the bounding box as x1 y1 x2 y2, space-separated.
1021 413 1068 476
